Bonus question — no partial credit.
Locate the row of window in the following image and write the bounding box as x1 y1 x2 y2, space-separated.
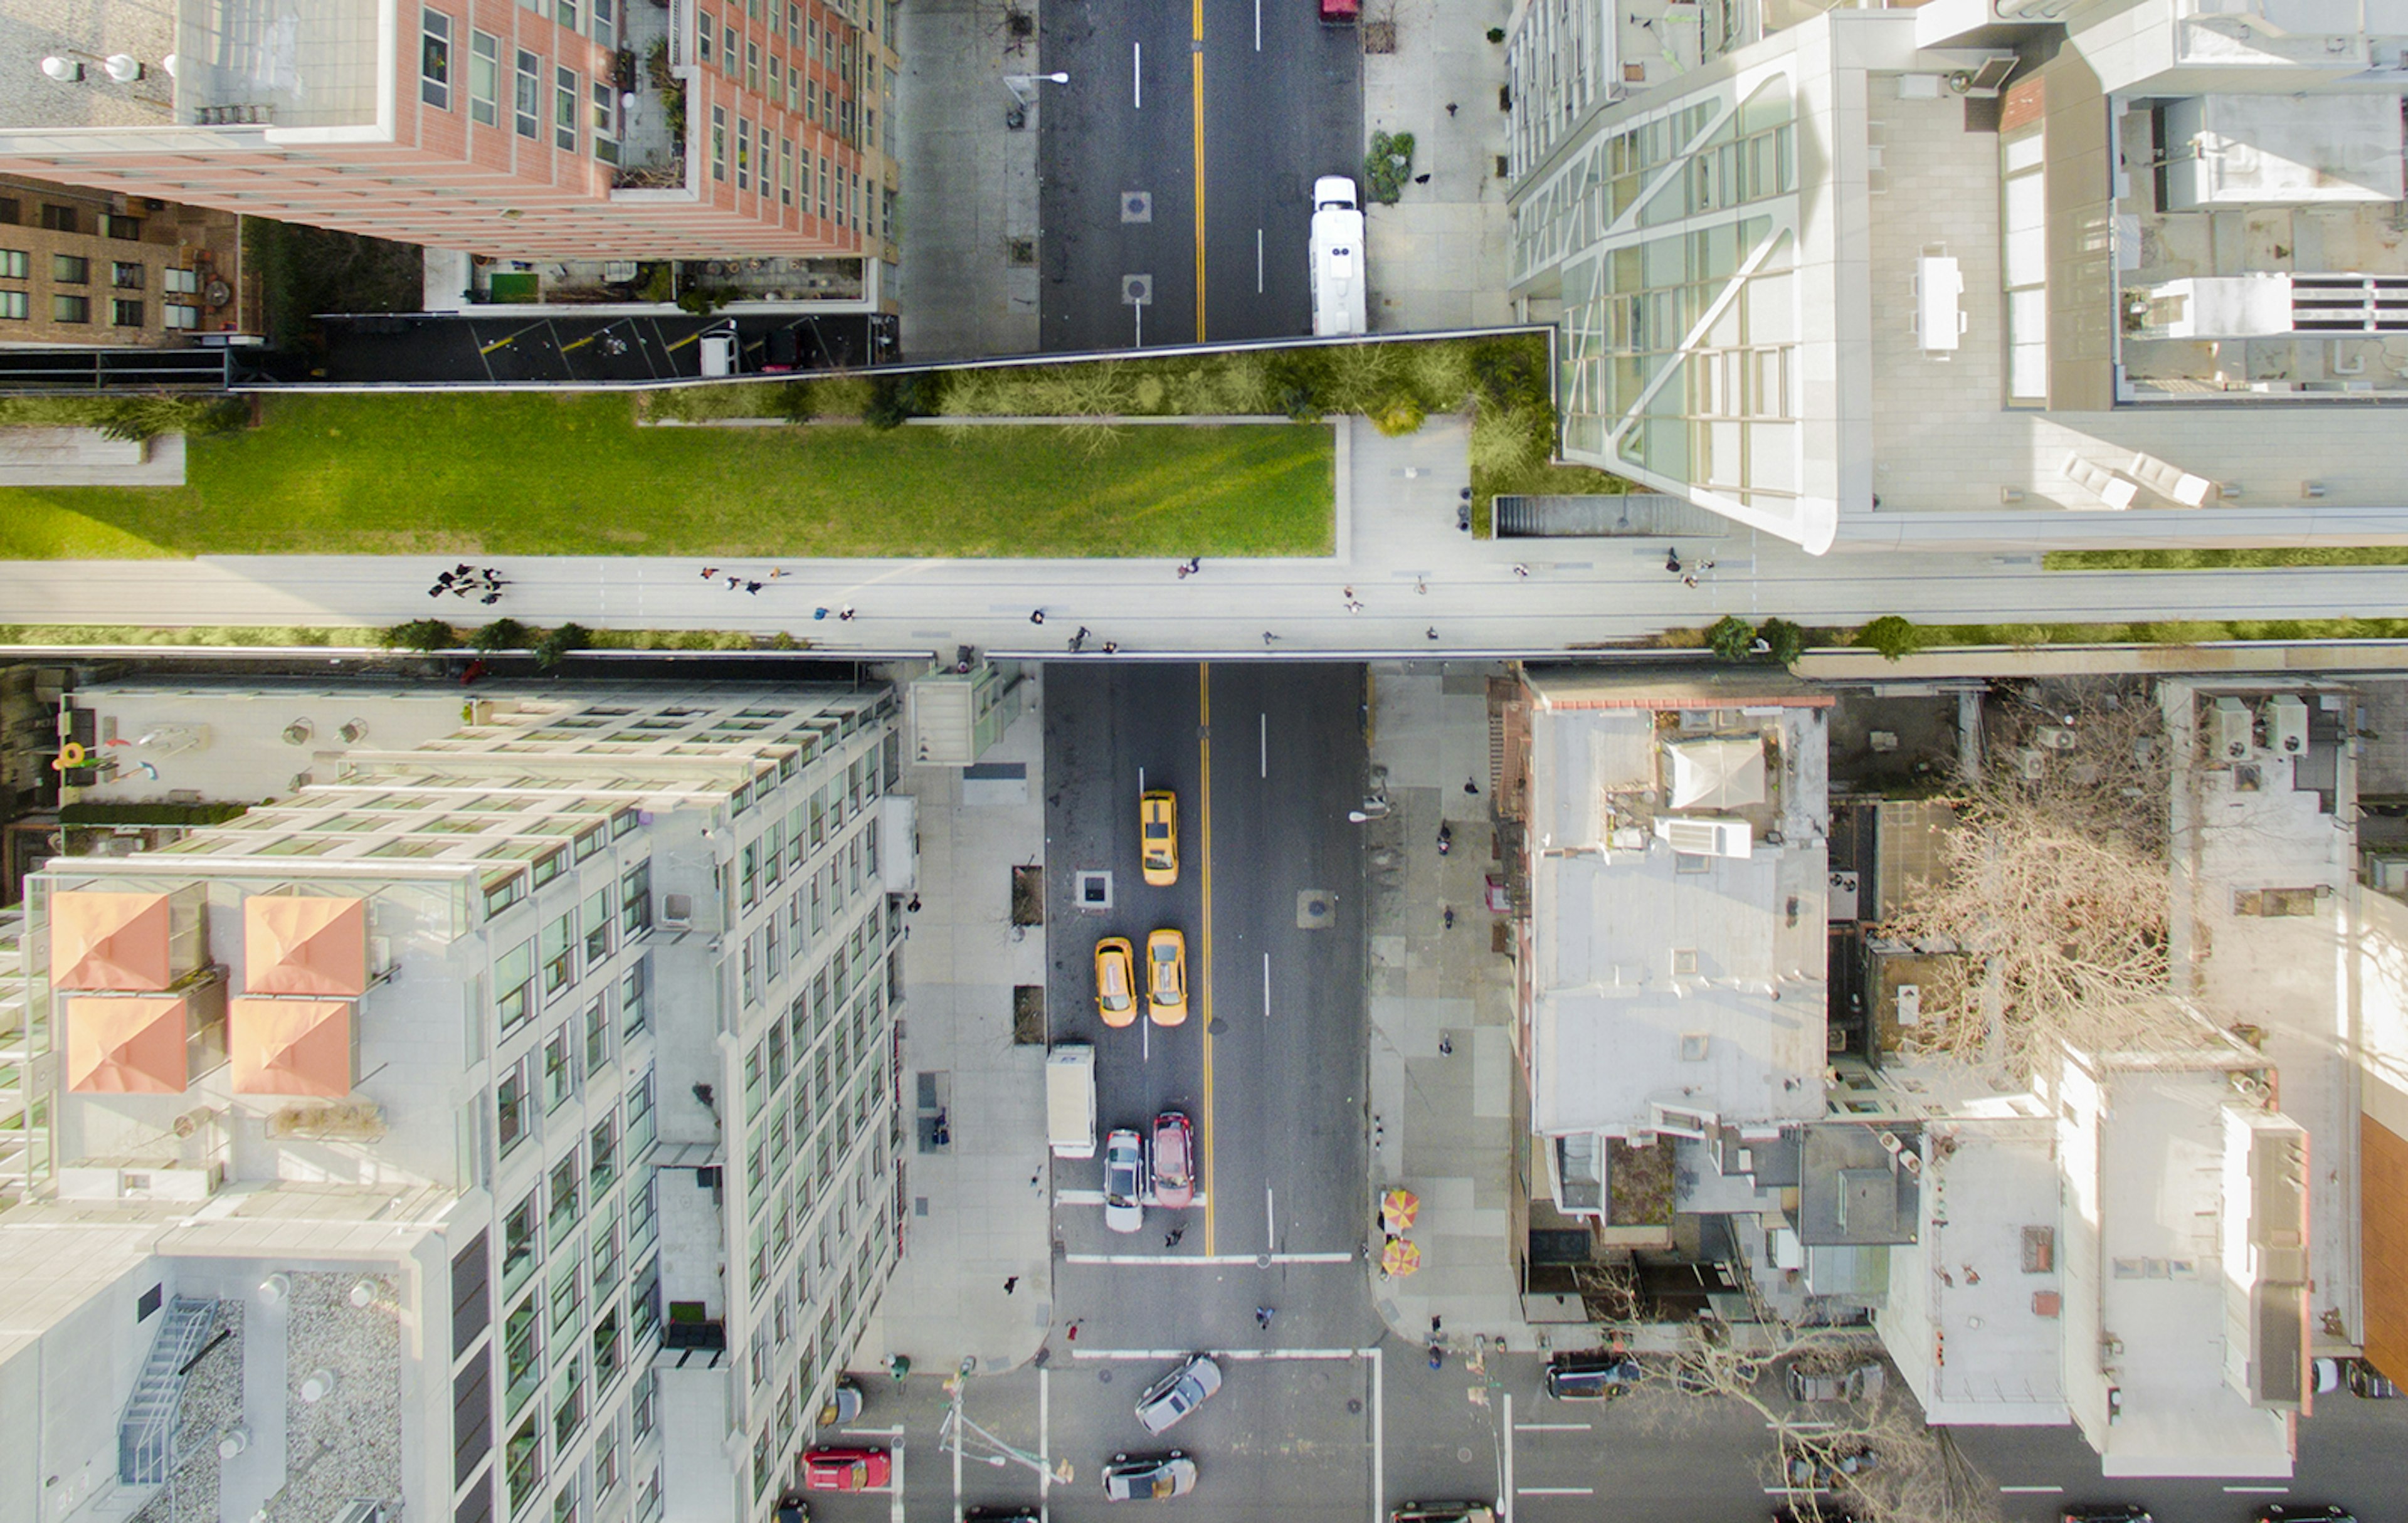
0 200 144 238
423 13 625 164
0 251 200 326
497 962 653 1164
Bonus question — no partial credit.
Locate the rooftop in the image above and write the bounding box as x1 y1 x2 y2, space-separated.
0 0 381 139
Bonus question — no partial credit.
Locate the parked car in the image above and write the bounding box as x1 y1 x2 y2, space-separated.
817 1379 862 1426
1772 1507 1858 1523
1319 0 1360 21
2347 1357 2399 1398
1391 1506 1497 1523
1140 790 1178 885
2059 1507 2151 1523
1134 1354 1223 1435
1151 1112 1196 1209
774 1495 809 1523
1782 1441 1877 1492
1787 1359 1885 1404
966 1510 1042 1522
1146 929 1188 1026
801 1447 890 1491
1543 1352 1641 1400
2252 1509 2353 1523
761 324 805 372
1102 1452 1197 1502
1103 1129 1145 1233
1094 937 1137 1028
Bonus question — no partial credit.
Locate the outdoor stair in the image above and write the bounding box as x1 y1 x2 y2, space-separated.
118 1295 220 1484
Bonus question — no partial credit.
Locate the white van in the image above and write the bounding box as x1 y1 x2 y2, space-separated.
1309 176 1367 337
698 326 739 377
1046 1043 1096 1159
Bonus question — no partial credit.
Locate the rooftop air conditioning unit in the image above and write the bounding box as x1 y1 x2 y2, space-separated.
1654 816 1753 860
2016 748 2046 781
2264 694 2308 756
2034 726 2078 750
2211 697 2252 761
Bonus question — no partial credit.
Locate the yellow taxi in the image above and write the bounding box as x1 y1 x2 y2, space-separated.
1146 928 1188 1027
1140 790 1179 887
1094 937 1137 1028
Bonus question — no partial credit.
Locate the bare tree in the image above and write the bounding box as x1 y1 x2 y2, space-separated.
1874 678 2198 1077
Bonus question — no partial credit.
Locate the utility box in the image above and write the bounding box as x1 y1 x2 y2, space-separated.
2211 697 2252 761
2264 693 2308 757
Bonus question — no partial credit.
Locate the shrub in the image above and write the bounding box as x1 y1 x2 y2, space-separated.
381 618 457 653
1856 615 1923 661
1487 26 1506 41
807 376 874 418
675 285 740 317
1757 618 1807 666
1368 392 1428 437
1364 130 1415 204
862 374 928 430
532 622 592 670
470 617 531 652
773 382 817 423
1706 614 1755 662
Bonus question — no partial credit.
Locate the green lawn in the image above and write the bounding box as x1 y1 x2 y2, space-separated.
0 394 1336 559
2044 546 2408 571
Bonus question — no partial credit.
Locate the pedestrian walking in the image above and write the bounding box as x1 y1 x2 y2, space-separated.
1067 1320 1082 1342
1003 1276 1020 1295
1447 102 1459 117
768 567 786 579
1029 1173 1042 1193
700 567 720 579
1682 574 1699 589
1029 609 1045 624
1442 906 1456 929
1415 577 1428 595
1666 547 1684 574
1101 640 1119 653
1413 172 1430 184
1263 631 1279 646
1163 1230 1178 1249
1430 1315 1444 1337
435 571 457 587
481 591 503 606
450 582 475 597
1439 1035 1454 1056
1067 633 1084 653
1465 776 1481 796
838 606 855 621
1698 558 1716 572
455 563 475 579
727 577 741 589
1426 627 1440 641
1176 563 1190 579
813 607 830 620
1074 626 1090 642
1346 599 1364 614
744 581 763 594
1186 557 1201 574
1255 1307 1274 1329
1511 563 1530 577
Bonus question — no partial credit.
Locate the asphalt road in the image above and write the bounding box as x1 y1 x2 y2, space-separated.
1038 0 1363 349
313 312 890 383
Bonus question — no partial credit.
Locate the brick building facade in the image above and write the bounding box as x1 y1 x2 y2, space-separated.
0 174 246 345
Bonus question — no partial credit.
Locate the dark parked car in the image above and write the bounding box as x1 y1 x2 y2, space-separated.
2252 1508 2354 1523
2347 1357 2399 1398
2059 1507 2151 1523
1544 1352 1641 1399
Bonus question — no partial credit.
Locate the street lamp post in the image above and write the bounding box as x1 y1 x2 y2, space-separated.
1001 71 1069 130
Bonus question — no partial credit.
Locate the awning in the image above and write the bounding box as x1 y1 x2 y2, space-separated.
245 895 368 996
51 891 176 991
66 994 189 1093
1380 1236 1423 1277
1380 1188 1421 1233
230 998 354 1097
1666 737 1767 810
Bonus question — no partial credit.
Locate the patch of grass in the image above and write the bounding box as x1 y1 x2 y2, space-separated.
0 624 381 646
2046 545 2408 571
0 393 1336 559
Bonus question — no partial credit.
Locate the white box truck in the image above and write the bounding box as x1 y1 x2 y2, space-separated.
1309 176 1367 337
1047 1042 1097 1159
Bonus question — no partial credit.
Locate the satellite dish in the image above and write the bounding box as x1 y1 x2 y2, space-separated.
40 56 83 82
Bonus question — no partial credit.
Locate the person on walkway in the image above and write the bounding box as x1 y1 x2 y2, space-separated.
1004 1276 1020 1295
1341 586 1355 601
1067 633 1085 653
1447 102 1459 117
450 582 476 597
744 581 763 594
1442 906 1456 929
1426 627 1439 641
1255 1306 1274 1329
1439 1034 1454 1055
1346 599 1364 614
1682 574 1699 589
1101 640 1119 653
1698 558 1716 572
481 591 503 606
838 606 855 621
1186 557 1201 574
700 567 720 579
1666 552 1683 576
1413 173 1430 184
1464 776 1480 796
435 571 457 588
1066 1320 1082 1342
426 584 446 599
813 608 830 620
906 895 922 914
1073 626 1090 643
768 567 786 579
1176 563 1190 579
727 576 741 590
1030 609 1045 624
1415 577 1428 595
1263 632 1279 646
1511 563 1530 577
455 563 475 579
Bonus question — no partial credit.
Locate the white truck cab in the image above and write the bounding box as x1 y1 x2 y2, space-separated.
1309 176 1366 337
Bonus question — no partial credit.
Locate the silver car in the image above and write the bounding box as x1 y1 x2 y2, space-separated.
1134 1354 1223 1435
1101 1452 1196 1502
1103 1129 1144 1234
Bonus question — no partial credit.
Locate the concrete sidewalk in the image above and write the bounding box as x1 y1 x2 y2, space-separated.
895 0 1045 359
1363 0 1517 332
855 676 1057 1377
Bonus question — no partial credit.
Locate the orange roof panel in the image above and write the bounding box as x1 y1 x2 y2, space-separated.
230 998 353 1097
51 892 176 991
245 896 368 997
66 994 189 1094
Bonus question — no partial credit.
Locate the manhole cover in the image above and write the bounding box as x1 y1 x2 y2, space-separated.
1098 1368 1113 1384
1456 1446 1474 1463
1121 191 1153 223
1347 1398 1363 1414
1297 889 1334 929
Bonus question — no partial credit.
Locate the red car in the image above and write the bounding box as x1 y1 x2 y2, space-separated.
803 1447 892 1492
1151 1112 1196 1209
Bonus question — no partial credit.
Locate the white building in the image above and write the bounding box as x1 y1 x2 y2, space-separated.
0 679 906 1523
1506 0 2408 553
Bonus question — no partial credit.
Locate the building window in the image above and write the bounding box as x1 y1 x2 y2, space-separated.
498 1053 534 1157
110 298 143 327
40 204 74 233
554 66 579 151
746 40 761 93
497 939 537 1037
0 250 25 279
162 266 198 294
736 115 752 189
421 9 454 108
505 1411 542 1512
779 137 793 207
503 1188 543 1295
619 959 650 1041
710 106 727 180
470 31 500 126
100 214 142 240
515 50 542 138
543 1026 576 1112
697 10 714 63
0 199 17 224
504 1298 542 1416
541 910 574 996
163 303 199 330
591 78 620 166
591 0 616 48
806 78 818 124
53 254 88 284
768 54 781 107
724 24 740 76
0 291 25 320
52 295 89 324
556 0 579 32
547 1152 581 1245
110 261 142 288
